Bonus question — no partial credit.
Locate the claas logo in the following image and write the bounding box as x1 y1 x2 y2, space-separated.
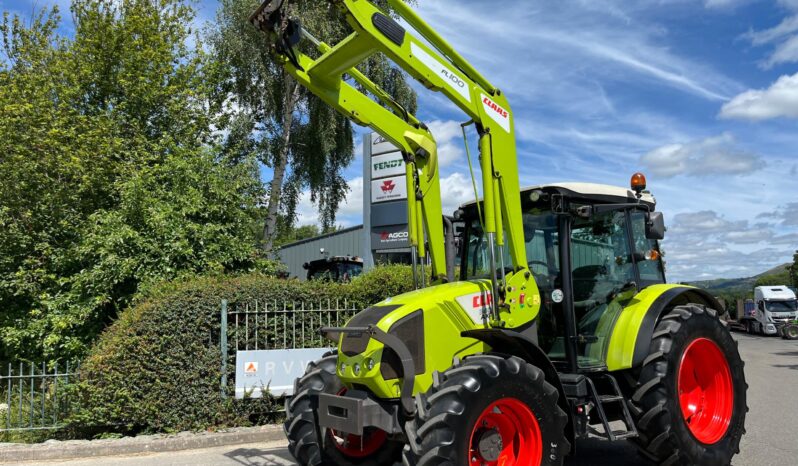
472 293 493 308
482 96 509 119
381 180 396 193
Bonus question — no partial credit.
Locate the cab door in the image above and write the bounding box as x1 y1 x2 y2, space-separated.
568 209 637 368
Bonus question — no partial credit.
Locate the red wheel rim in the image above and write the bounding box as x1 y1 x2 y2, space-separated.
677 338 734 444
468 398 542 466
328 389 387 458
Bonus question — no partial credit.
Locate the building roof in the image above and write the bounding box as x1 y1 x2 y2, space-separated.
278 225 363 250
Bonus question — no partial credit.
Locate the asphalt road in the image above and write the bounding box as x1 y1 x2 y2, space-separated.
21 333 798 466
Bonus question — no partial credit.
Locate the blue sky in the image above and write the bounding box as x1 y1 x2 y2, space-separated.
6 0 798 282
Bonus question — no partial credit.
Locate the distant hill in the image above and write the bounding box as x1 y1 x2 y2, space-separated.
686 263 791 294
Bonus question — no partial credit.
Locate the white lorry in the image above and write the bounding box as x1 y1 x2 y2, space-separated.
742 286 798 335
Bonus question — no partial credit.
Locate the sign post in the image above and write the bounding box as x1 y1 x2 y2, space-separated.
363 133 412 268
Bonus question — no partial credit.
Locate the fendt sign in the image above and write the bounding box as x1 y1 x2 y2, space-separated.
372 153 405 178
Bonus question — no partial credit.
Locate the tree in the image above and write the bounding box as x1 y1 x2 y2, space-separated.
755 269 792 288
209 0 417 251
791 251 798 288
0 0 265 362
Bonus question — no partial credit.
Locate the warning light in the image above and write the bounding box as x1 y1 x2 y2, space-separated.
631 172 647 196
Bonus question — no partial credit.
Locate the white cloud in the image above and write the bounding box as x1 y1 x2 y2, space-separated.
426 120 464 167
641 133 761 177
412 0 739 108
670 210 745 234
758 202 798 227
720 72 798 120
746 15 798 46
440 172 479 215
764 34 798 67
662 209 797 281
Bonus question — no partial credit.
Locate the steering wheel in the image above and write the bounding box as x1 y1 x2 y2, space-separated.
528 260 552 288
528 260 549 269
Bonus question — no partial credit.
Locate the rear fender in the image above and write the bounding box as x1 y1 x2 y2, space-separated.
462 328 576 455
606 284 723 371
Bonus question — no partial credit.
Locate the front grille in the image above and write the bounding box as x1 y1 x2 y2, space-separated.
380 310 425 381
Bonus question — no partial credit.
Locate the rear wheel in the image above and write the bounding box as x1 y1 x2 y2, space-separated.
402 354 569 466
629 304 747 465
284 352 403 466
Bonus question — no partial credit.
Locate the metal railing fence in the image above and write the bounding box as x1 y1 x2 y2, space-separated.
220 298 360 398
0 361 78 433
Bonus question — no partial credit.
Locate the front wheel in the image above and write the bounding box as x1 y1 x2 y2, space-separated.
629 304 747 465
284 352 404 466
402 354 569 466
783 323 798 340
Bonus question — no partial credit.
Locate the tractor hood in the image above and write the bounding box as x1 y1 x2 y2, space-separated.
334 280 498 399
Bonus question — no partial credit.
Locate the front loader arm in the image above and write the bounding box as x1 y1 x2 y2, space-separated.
252 0 540 323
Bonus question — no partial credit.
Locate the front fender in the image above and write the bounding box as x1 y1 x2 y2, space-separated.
606 284 722 371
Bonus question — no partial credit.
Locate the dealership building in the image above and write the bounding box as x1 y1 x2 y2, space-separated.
277 225 414 280
278 133 415 280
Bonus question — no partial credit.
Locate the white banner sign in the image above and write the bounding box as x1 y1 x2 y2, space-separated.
371 176 408 203
371 152 406 179
235 348 332 398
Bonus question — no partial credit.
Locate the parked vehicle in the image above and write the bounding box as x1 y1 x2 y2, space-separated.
741 286 798 335
251 1 748 464
304 254 364 282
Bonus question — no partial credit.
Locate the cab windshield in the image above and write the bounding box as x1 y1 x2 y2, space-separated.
766 300 798 313
462 210 559 283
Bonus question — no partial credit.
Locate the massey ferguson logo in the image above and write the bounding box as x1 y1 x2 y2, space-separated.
381 180 396 194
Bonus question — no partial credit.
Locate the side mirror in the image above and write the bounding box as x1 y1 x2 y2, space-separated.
646 212 666 240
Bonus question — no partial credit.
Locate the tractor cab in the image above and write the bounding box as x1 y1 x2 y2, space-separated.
303 253 364 282
459 179 665 371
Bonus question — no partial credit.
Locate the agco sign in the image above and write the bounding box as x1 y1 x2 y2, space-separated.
371 225 410 250
380 230 409 242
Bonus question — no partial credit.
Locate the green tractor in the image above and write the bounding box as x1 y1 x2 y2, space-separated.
250 1 747 464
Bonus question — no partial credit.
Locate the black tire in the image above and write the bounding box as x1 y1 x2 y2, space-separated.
783 324 798 340
402 354 569 466
284 352 404 466
745 320 752 335
629 304 747 466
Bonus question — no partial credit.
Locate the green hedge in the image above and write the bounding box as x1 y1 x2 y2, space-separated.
69 265 417 435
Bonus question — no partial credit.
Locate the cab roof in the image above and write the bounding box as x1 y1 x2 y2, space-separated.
460 182 656 209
